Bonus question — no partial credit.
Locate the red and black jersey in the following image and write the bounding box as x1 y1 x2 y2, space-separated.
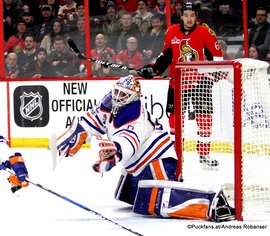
153 23 223 88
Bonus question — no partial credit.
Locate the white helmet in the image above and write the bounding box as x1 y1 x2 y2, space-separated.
111 75 141 115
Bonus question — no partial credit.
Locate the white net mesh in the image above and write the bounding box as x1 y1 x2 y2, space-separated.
175 58 270 220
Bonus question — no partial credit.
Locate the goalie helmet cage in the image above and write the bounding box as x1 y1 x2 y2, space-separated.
174 58 270 221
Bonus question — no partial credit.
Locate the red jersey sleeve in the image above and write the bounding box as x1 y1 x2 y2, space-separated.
200 26 223 60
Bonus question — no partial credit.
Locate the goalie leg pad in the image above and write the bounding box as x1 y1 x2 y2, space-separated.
114 170 139 205
133 180 221 220
115 158 178 205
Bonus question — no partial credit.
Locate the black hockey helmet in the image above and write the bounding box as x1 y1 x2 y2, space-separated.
181 2 199 14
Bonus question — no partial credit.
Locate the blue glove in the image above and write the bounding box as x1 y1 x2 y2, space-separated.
0 163 8 170
0 135 5 143
9 152 28 183
0 135 9 146
57 118 88 158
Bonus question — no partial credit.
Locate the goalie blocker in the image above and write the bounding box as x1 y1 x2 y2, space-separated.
133 180 235 222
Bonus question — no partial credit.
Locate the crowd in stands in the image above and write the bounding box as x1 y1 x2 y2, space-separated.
4 0 86 78
3 0 270 78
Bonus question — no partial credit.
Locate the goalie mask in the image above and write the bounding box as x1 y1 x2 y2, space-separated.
111 75 141 116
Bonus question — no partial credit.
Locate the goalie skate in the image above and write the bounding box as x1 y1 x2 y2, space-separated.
212 190 235 222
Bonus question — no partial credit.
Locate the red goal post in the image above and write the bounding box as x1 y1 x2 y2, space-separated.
174 59 270 221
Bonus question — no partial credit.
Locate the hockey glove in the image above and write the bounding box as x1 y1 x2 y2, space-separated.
2 153 29 188
92 157 116 173
138 65 156 79
0 135 7 144
56 118 88 158
92 139 121 173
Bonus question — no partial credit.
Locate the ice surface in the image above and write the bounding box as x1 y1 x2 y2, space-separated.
0 148 269 236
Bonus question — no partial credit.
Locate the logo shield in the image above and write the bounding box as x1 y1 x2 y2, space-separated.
20 92 43 121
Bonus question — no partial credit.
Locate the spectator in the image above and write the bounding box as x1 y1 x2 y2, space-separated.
115 0 137 14
199 6 214 29
17 34 37 74
102 1 121 39
249 45 264 60
110 12 140 53
21 3 30 13
93 0 110 16
70 17 87 77
91 33 117 76
248 7 270 59
69 1 85 32
171 0 183 25
40 18 69 54
5 19 27 54
133 0 153 29
3 0 24 41
218 39 234 60
137 20 151 54
57 0 77 29
47 0 61 16
19 0 42 22
21 11 36 36
211 0 241 36
89 0 110 49
116 36 144 73
153 0 167 17
234 45 244 59
200 0 219 9
141 14 166 64
47 36 79 76
20 47 56 78
5 52 19 79
70 18 87 54
33 4 55 43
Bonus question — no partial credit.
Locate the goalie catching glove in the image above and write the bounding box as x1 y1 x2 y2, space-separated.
92 139 122 173
56 118 89 158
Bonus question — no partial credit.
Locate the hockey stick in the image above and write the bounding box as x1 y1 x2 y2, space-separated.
67 39 172 80
67 39 138 74
0 167 144 236
49 134 64 172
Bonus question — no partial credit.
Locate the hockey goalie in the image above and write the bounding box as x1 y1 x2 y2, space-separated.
54 75 235 222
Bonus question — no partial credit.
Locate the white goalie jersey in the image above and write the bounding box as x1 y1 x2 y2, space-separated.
80 92 177 176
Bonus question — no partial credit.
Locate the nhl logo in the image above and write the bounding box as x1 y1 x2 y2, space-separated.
20 92 43 121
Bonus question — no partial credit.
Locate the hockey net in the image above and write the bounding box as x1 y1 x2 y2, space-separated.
174 58 270 221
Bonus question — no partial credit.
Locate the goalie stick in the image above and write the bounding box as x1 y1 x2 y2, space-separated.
0 167 144 236
49 134 63 172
